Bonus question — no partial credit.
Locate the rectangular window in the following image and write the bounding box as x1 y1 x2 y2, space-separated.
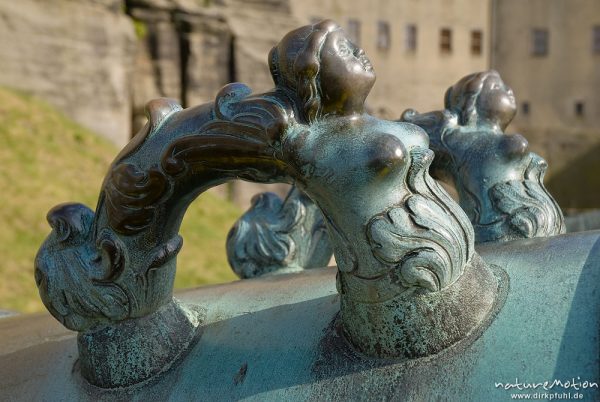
593 26 600 54
440 28 452 53
532 28 549 56
406 24 417 51
471 30 483 55
347 19 361 46
575 101 585 117
377 21 391 50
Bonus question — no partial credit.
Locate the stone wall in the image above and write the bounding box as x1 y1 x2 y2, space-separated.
0 0 136 146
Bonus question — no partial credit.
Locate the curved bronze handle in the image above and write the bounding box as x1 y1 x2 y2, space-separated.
35 83 297 387
36 83 294 333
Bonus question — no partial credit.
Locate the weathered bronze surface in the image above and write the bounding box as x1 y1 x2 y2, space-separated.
227 187 332 278
26 19 597 399
227 70 565 276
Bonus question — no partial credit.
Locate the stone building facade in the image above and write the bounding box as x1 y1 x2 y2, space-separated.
491 0 600 208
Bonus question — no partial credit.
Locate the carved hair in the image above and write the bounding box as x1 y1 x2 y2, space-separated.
269 20 339 123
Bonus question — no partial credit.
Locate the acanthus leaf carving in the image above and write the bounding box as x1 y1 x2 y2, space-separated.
488 155 565 240
227 187 332 278
161 83 292 181
35 203 131 332
366 148 474 299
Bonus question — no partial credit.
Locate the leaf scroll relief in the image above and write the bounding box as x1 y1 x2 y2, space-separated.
160 83 291 182
226 188 332 278
35 203 131 331
488 154 565 241
365 148 475 300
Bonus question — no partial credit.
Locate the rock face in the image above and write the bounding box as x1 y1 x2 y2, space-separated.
128 4 233 133
0 0 136 146
125 0 295 206
127 0 302 127
222 0 301 93
180 12 232 109
129 6 184 133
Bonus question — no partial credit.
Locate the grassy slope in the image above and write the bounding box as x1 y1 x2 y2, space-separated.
0 87 238 313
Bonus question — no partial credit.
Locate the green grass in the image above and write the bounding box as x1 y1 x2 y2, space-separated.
0 87 239 313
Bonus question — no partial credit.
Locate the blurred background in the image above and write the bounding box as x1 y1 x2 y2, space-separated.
0 0 598 313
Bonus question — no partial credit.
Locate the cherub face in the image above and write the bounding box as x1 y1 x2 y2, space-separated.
476 73 516 130
318 29 376 116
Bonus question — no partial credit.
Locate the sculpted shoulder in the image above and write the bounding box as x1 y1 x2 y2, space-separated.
282 115 430 185
371 118 430 151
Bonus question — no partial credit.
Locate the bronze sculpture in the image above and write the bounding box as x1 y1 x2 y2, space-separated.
34 20 490 385
226 187 332 278
21 20 597 401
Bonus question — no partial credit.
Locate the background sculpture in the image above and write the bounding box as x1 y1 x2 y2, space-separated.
401 70 565 243
226 187 332 278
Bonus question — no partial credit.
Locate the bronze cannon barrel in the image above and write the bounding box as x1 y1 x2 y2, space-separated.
1 230 599 400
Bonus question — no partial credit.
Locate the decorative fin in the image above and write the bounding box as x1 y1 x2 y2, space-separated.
145 98 182 134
